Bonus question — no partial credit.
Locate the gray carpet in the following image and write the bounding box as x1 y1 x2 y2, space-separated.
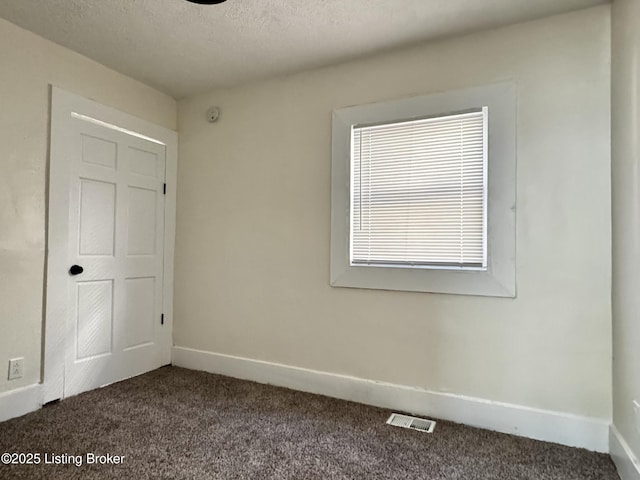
0 367 618 479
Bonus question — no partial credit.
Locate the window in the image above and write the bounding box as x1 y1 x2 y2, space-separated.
331 83 516 297
351 109 487 270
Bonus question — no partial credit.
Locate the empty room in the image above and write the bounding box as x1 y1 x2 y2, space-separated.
0 0 638 478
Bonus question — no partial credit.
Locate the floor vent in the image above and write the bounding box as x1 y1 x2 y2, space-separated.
386 413 436 433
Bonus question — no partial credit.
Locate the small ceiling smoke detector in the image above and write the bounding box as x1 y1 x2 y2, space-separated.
186 0 228 4
206 107 221 123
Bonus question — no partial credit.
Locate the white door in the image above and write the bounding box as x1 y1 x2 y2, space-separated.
45 88 176 401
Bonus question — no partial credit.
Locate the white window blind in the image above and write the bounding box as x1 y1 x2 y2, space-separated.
350 108 487 269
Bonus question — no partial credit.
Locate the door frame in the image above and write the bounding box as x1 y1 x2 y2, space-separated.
44 87 177 403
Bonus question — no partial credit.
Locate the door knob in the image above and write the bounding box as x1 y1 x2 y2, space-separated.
69 265 84 276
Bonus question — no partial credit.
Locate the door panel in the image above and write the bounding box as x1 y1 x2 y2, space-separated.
124 277 155 350
81 134 117 169
127 186 158 255
128 146 160 178
78 179 116 256
76 280 113 360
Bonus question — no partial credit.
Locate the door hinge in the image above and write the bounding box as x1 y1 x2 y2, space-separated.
163 183 167 195
161 313 164 325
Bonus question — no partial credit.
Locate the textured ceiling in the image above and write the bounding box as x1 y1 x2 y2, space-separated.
0 0 607 99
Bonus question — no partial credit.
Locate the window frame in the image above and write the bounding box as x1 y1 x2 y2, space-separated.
330 83 516 297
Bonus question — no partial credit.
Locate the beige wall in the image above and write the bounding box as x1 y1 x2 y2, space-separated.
176 6 612 419
612 0 640 461
0 18 176 394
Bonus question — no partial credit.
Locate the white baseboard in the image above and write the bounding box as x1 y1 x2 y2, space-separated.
611 425 640 480
172 346 609 452
0 384 42 423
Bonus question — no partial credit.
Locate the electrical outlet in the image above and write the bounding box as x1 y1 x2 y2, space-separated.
634 400 640 434
8 358 23 380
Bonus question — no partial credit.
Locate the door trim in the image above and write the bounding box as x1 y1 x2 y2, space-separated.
44 87 177 403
